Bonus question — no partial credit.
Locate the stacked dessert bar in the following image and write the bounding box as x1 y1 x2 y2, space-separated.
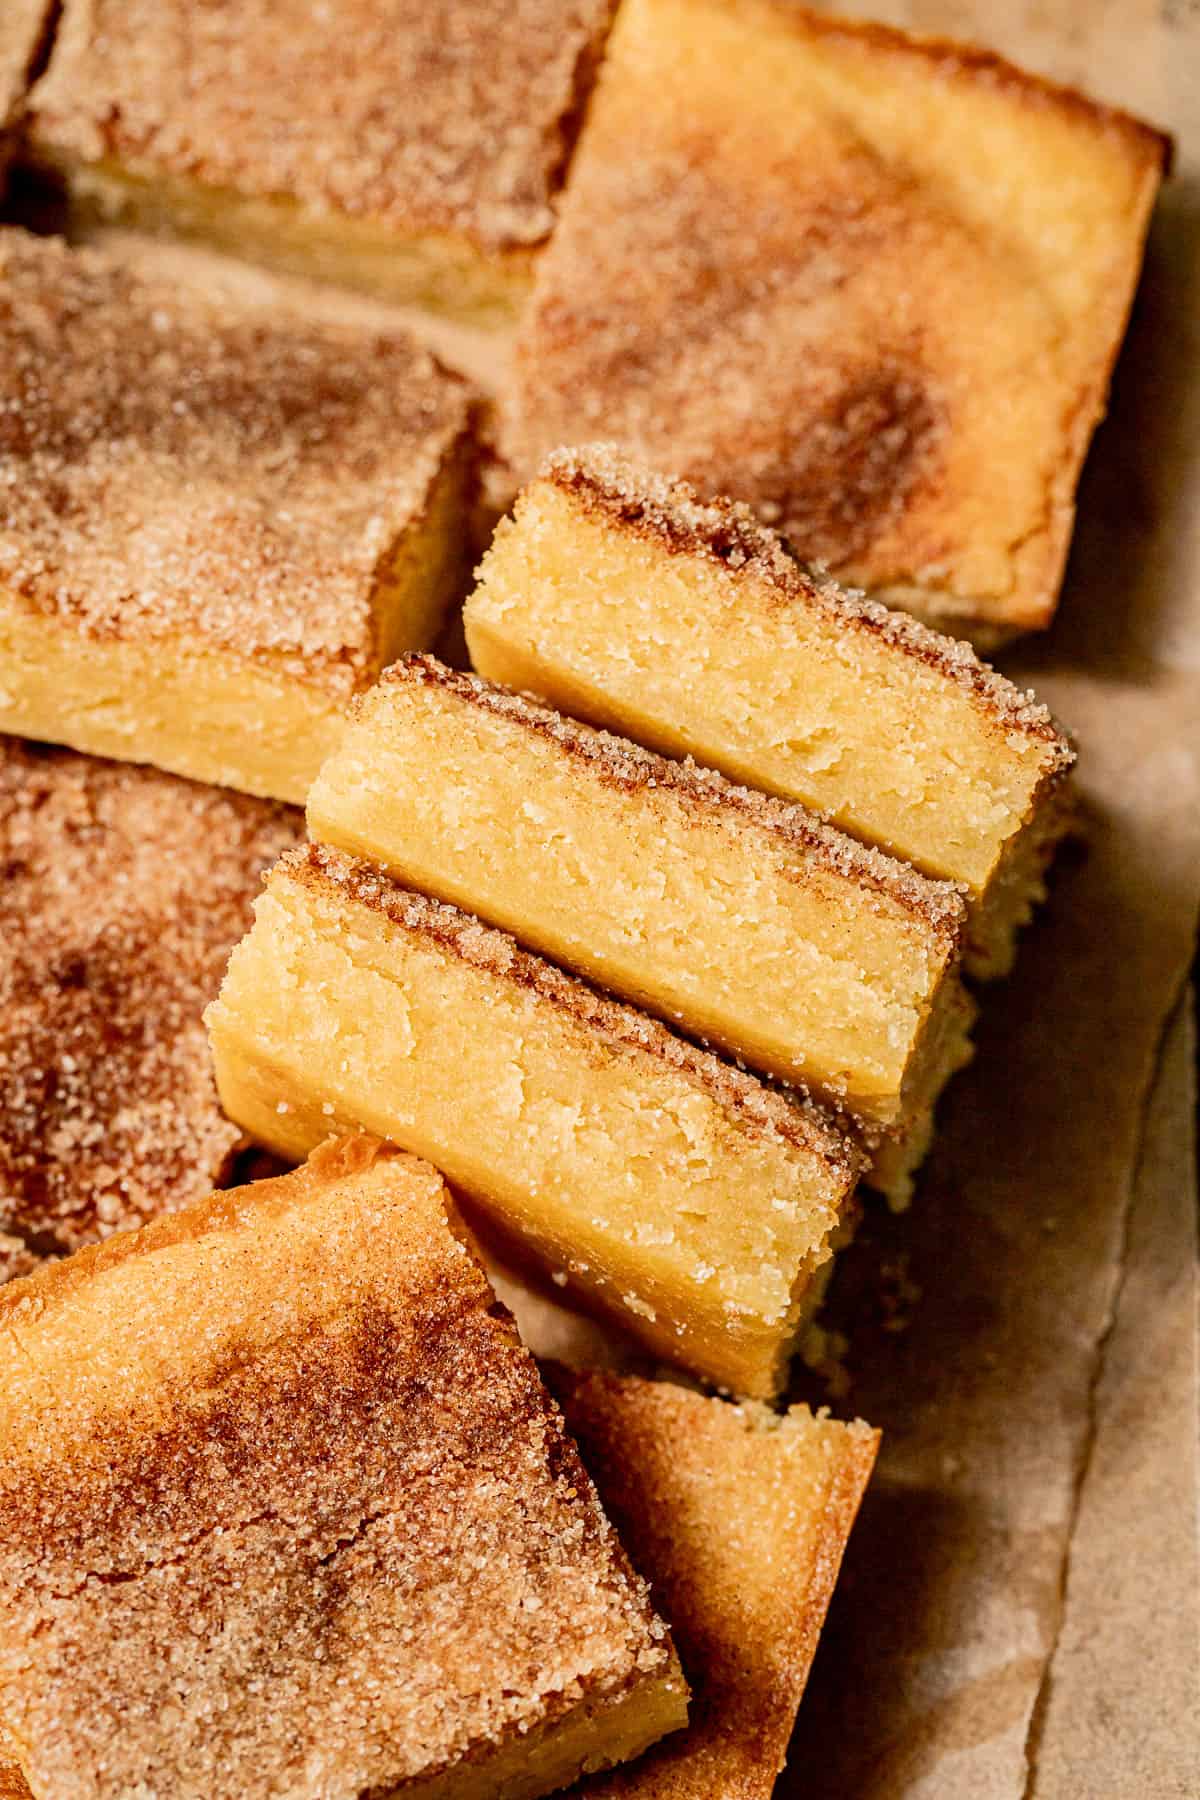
0 0 1168 1794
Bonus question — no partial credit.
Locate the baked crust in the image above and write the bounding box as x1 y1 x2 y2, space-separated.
0 1137 686 1800
510 0 1169 639
554 1372 879 1798
465 444 1076 977
26 0 616 254
0 227 474 698
0 739 300 1271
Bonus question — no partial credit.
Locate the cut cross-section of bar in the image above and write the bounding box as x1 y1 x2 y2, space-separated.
309 654 969 1133
465 447 1076 979
508 0 1168 641
206 844 863 1397
0 1137 687 1800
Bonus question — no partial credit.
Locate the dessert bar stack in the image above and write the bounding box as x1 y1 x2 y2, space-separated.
466 447 1078 981
210 448 1071 1381
0 0 1170 1794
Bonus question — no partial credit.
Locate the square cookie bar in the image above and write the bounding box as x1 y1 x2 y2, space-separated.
509 0 1168 642
556 1373 878 1798
0 1138 687 1800
25 0 616 325
467 447 1076 979
0 740 300 1273
0 228 476 802
206 844 862 1397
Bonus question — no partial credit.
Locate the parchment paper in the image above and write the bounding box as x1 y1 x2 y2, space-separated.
1030 992 1198 1800
31 3 1198 1790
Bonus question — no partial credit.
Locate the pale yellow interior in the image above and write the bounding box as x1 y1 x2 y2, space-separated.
38 151 535 330
388 1672 688 1800
864 979 977 1208
207 868 855 1398
308 672 962 1127
0 446 473 803
465 480 1070 977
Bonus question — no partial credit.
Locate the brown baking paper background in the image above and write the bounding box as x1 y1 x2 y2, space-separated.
35 1 1198 1792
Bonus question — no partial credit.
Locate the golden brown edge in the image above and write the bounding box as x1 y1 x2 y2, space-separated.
531 448 1077 769
780 1 1172 171
757 1409 881 1778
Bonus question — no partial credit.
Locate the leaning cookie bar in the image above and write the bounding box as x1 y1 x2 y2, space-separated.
24 0 616 325
555 1374 878 1798
509 0 1168 642
466 447 1076 979
0 1138 687 1800
0 740 300 1273
0 227 476 803
206 843 862 1397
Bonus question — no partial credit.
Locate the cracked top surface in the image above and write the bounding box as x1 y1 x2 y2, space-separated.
0 739 300 1268
512 0 1167 633
29 0 616 251
0 228 473 695
0 1138 676 1800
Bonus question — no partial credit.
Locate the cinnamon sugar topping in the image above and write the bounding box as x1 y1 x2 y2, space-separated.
542 445 1075 758
0 228 473 696
29 0 617 250
287 841 860 1176
384 652 969 938
0 740 300 1269
0 1145 678 1797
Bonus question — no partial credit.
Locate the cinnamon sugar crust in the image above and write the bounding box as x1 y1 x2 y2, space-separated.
781 7 1169 157
0 228 474 696
511 0 1168 637
379 653 968 940
0 1138 683 1800
287 842 858 1177
27 0 617 252
540 446 1075 763
0 739 300 1270
0 1137 683 1800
